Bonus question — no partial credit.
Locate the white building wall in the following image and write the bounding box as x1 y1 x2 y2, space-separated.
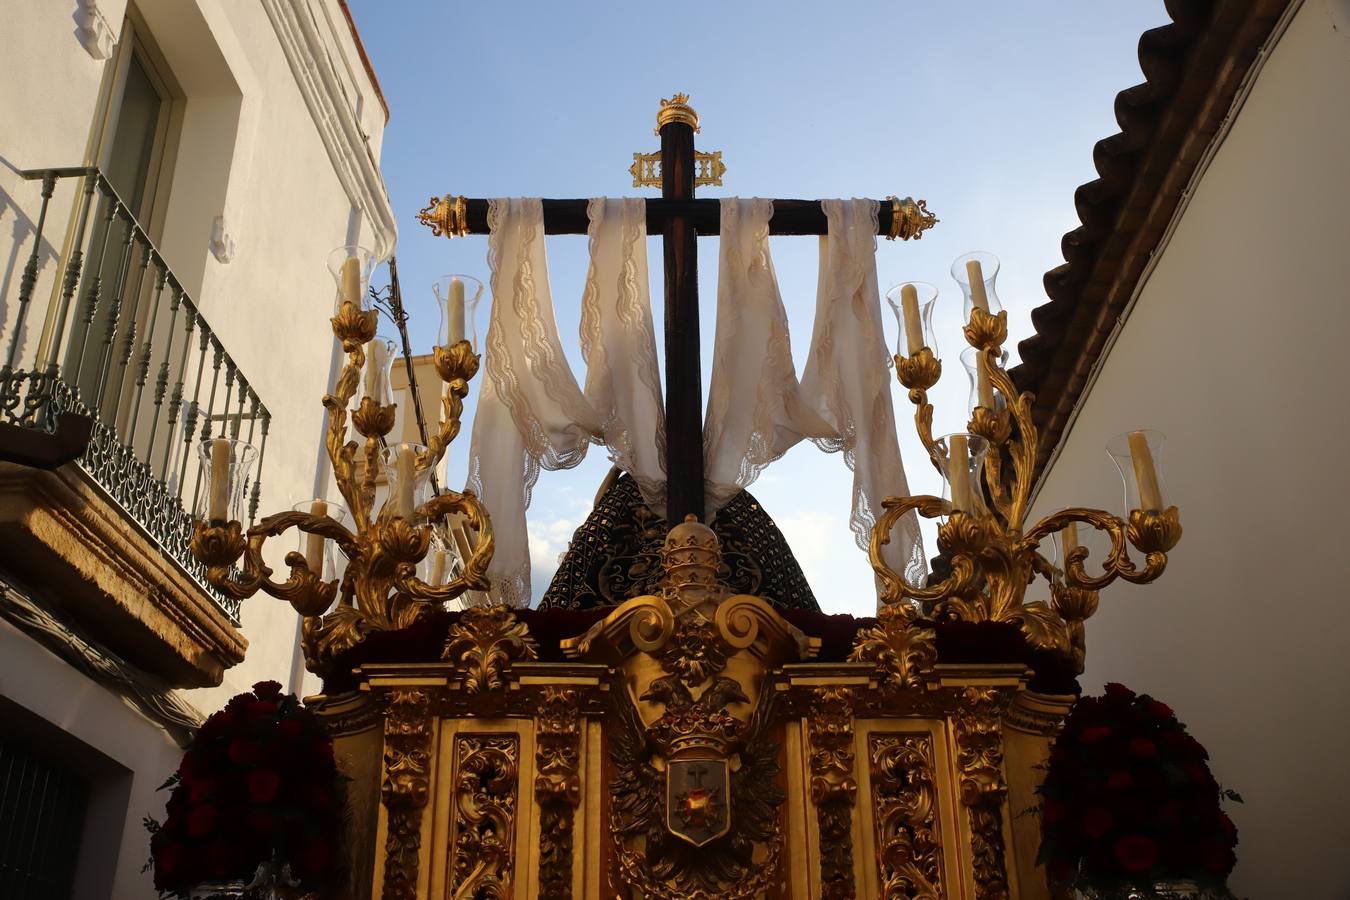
1029 3 1350 897
0 1 392 895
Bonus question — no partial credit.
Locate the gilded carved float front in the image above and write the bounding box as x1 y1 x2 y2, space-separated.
314 517 1071 900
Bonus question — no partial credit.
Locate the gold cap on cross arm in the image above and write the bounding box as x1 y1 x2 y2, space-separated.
656 93 700 134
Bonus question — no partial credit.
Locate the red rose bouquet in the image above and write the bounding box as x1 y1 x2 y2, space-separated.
147 681 344 895
1038 683 1240 895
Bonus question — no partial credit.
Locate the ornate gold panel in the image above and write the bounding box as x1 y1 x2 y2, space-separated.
869 732 943 898
447 733 521 897
808 687 857 898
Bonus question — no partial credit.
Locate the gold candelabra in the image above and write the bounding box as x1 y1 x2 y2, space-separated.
189 249 494 671
872 254 1181 672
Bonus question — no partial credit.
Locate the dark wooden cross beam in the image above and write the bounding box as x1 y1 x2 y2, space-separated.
418 95 936 525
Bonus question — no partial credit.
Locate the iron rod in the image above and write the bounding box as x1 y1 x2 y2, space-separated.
177 326 210 498
5 173 56 371
69 192 120 393
41 172 97 377
191 340 225 514
128 259 168 446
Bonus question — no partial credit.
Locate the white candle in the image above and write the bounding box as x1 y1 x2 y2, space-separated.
394 443 417 518
900 283 924 356
1127 431 1164 510
447 277 466 345
1063 521 1080 555
365 340 388 402
966 259 990 314
208 437 231 521
430 548 448 586
976 353 995 409
948 434 971 513
305 499 327 574
340 256 362 306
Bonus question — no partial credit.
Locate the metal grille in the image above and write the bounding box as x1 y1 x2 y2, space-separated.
0 167 274 623
0 737 88 900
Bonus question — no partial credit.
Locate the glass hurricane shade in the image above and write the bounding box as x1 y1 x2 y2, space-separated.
197 438 257 522
363 336 398 408
291 500 350 583
1107 429 1168 513
931 432 990 517
433 274 484 350
885 281 939 358
381 442 432 520
960 346 1010 417
419 526 458 587
327 245 376 309
950 250 1002 321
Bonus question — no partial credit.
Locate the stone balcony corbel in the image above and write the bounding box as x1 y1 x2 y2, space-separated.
0 460 247 687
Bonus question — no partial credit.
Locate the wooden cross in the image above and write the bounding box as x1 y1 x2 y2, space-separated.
418 94 937 525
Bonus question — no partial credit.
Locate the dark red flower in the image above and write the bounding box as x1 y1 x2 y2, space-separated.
247 809 275 834
1183 762 1214 787
247 700 279 719
206 838 240 876
1084 806 1114 838
1199 839 1237 875
1103 682 1136 701
186 804 218 837
1217 812 1237 837
1147 700 1174 720
278 718 304 740
1041 798 1069 826
1113 834 1159 873
227 738 263 766
1158 728 1187 751
1128 737 1157 759
1181 734 1210 761
297 835 331 875
1106 770 1132 791
178 749 208 779
1079 725 1113 745
154 838 184 872
253 680 284 699
188 775 220 803
248 769 282 804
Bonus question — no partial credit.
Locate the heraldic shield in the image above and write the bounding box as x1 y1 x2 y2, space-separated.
666 757 731 845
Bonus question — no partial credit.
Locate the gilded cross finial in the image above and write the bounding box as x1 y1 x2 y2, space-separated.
631 94 726 189
656 92 699 133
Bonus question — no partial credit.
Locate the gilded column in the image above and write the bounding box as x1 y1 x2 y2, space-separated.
536 687 582 898
808 686 857 899
955 686 1011 900
380 688 433 900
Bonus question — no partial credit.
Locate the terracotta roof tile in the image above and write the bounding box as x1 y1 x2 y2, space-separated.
1010 0 1292 479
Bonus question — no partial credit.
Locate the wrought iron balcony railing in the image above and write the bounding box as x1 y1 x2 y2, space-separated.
0 167 273 623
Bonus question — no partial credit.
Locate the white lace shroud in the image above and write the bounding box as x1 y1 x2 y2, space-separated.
703 198 835 513
799 199 927 590
467 198 601 606
466 198 665 606
579 198 666 513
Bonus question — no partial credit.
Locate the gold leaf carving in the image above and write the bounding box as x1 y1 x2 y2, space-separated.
808 687 857 899
870 733 943 899
381 689 432 900
954 687 1011 900
449 734 520 897
442 604 539 693
536 688 581 899
849 602 937 691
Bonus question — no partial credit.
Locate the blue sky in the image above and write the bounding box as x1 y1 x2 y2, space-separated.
347 1 1170 613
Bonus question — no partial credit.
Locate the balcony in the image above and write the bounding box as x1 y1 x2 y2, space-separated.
0 167 270 686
